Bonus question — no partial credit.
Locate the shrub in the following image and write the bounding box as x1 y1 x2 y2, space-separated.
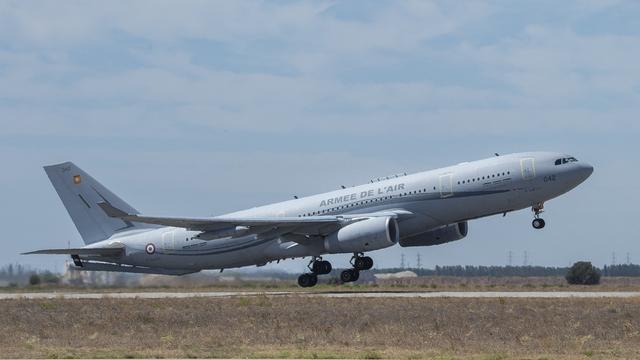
565 261 601 285
41 271 60 284
29 274 41 286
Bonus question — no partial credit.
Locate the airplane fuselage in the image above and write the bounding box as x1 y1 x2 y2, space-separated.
84 151 593 271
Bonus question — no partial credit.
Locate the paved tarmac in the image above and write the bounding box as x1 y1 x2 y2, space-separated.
1 291 639 300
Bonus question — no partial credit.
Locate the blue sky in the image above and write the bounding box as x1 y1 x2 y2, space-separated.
0 1 638 273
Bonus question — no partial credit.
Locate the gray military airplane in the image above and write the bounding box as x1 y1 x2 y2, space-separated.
25 152 593 287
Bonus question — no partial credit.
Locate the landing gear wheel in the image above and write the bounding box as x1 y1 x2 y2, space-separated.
309 260 332 275
532 218 546 229
311 260 332 275
297 273 318 287
340 269 360 283
363 256 373 270
354 256 374 270
352 269 360 281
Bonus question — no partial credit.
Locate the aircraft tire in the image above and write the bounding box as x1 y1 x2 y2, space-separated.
312 260 332 275
362 256 374 270
532 218 546 229
340 269 359 283
320 260 332 274
298 273 318 287
354 256 374 270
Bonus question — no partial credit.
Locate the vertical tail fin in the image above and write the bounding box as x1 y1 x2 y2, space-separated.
44 162 152 244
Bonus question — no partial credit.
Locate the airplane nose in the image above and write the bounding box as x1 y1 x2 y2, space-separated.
575 162 594 183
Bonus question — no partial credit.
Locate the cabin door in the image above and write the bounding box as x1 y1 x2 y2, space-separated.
162 230 175 250
520 158 536 180
439 174 453 198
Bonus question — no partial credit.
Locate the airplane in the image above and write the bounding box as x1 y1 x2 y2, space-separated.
24 152 593 287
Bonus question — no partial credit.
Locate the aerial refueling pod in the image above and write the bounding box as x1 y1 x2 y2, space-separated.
399 222 468 247
324 217 399 253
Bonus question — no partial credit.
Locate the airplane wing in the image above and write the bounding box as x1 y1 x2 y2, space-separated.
98 202 344 231
22 247 124 256
98 202 413 235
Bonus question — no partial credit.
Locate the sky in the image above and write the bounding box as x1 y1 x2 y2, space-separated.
0 0 639 273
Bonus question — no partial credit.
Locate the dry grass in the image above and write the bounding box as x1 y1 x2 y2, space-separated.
1 296 639 359
5 276 640 293
374 276 640 291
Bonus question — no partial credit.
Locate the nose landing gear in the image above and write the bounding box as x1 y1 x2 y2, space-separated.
532 203 546 229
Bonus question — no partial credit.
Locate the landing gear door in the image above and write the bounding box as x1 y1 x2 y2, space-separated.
521 158 536 180
439 174 453 198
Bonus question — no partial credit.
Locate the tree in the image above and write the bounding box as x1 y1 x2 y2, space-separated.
28 274 41 286
566 261 601 285
41 271 60 284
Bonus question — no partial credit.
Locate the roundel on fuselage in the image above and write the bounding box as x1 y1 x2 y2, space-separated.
145 243 156 255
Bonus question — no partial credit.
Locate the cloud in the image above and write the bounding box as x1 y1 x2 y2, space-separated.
1 1 639 138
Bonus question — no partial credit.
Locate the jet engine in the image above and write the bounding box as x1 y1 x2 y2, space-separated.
399 222 468 247
324 217 399 253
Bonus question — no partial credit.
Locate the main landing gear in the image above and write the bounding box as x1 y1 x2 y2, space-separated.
532 203 546 229
340 253 374 283
297 257 332 288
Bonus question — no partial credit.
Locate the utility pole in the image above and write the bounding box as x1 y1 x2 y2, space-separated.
416 253 422 269
400 253 406 269
523 251 528 266
508 250 513 266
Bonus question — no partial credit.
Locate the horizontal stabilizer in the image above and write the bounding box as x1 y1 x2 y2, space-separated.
22 247 124 257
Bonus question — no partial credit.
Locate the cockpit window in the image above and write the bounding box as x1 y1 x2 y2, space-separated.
555 157 578 165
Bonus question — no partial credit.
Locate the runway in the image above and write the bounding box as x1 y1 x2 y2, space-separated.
1 290 639 300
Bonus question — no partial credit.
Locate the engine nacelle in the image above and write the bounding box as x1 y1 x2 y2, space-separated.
324 217 399 253
399 222 468 247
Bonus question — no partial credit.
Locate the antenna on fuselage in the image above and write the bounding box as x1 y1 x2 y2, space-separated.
340 185 346 189
293 195 298 199
495 153 500 156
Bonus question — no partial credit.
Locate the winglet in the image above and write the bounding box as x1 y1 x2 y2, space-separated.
98 202 131 218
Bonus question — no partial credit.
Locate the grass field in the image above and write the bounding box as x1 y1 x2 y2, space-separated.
1 296 639 359
4 276 640 293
